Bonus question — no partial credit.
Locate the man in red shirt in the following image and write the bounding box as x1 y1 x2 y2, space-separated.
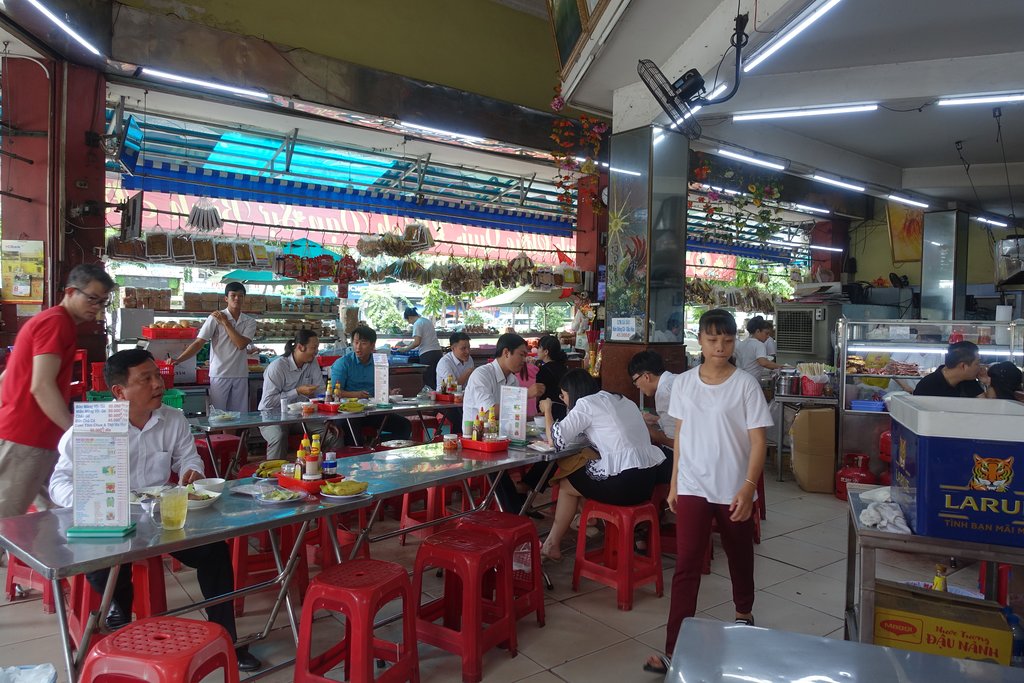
0 263 115 519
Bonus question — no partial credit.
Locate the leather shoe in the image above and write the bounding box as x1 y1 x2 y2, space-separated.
104 603 131 631
236 647 261 672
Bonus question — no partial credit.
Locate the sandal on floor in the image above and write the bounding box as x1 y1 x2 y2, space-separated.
643 654 670 675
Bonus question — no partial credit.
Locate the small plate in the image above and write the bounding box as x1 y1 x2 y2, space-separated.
527 441 555 453
187 491 221 510
130 486 166 504
256 488 307 504
391 397 419 404
210 412 241 423
320 491 371 502
252 473 278 481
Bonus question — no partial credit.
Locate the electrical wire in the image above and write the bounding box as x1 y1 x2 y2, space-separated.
994 108 1016 218
954 140 983 207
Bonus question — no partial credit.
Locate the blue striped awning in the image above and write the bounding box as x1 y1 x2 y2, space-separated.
120 159 575 237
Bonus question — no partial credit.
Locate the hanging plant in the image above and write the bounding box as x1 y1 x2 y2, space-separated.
549 84 608 215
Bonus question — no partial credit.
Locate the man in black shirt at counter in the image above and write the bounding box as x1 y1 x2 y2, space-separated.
913 341 986 398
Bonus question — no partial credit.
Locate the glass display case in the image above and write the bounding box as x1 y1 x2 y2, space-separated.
836 318 1023 467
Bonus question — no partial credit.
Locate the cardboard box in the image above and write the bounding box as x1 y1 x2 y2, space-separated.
789 408 836 493
873 579 1011 665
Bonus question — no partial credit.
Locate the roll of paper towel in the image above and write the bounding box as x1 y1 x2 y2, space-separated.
995 305 1012 344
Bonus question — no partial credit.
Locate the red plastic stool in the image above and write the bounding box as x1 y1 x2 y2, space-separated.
407 415 439 442
412 529 517 683
67 557 169 649
399 487 449 545
78 616 238 683
68 349 88 402
194 434 246 479
295 559 419 683
572 501 663 610
457 510 545 626
229 527 308 616
4 554 57 613
979 562 1011 605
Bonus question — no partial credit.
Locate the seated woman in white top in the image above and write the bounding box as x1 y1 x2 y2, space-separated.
539 369 666 562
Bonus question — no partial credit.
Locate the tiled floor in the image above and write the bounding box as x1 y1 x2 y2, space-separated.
0 476 986 682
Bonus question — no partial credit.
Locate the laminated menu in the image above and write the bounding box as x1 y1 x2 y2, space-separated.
373 353 390 405
499 385 528 444
69 402 134 537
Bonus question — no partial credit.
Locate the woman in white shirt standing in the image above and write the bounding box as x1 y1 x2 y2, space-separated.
397 307 442 388
539 369 665 562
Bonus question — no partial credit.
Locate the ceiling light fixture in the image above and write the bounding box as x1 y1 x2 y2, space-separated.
733 103 877 121
401 122 486 143
808 244 844 252
887 194 929 209
937 93 1024 106
142 68 269 99
743 0 842 73
811 174 865 192
25 0 102 56
976 216 1009 227
717 148 786 171
794 203 831 215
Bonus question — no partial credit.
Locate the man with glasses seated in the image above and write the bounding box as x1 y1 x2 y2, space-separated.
0 263 115 520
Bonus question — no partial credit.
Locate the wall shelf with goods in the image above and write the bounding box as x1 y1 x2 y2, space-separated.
836 318 1022 464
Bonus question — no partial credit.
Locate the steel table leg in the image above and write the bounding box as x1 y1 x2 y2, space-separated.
776 403 786 481
225 428 249 477
204 433 220 478
51 577 77 683
268 525 304 644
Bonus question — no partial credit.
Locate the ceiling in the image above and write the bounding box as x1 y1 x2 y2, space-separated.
572 0 1024 221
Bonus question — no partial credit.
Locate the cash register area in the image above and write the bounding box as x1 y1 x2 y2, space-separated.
0 475 984 682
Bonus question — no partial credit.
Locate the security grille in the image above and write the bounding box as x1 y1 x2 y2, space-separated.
777 309 813 353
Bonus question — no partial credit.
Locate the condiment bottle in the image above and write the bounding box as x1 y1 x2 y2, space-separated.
322 451 337 477
294 450 305 479
486 407 498 437
932 564 948 591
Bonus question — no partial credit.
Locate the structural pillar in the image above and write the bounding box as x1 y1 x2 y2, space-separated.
601 126 688 399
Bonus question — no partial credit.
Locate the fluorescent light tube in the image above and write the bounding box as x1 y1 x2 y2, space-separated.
937 93 1024 106
733 104 877 121
142 68 268 99
25 0 102 56
977 217 1009 227
808 244 844 252
811 174 865 192
887 194 929 209
402 122 485 143
743 0 842 73
794 203 830 214
717 149 786 171
668 84 728 128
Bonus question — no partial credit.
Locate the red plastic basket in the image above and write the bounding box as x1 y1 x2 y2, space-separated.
435 393 460 403
195 367 210 384
91 362 107 391
275 472 344 493
458 437 510 452
155 361 174 389
800 376 826 396
141 326 198 340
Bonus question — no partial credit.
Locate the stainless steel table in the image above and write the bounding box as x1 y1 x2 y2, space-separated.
772 394 838 481
668 617 1024 682
845 483 1024 643
190 399 451 476
0 439 566 682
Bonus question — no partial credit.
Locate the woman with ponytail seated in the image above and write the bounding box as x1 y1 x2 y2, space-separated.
539 369 666 562
258 329 326 459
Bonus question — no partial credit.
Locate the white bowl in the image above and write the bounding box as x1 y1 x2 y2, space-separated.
193 478 225 493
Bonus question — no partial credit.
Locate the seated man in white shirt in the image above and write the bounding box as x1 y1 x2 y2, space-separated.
48 349 261 672
434 331 475 429
628 351 678 459
462 333 545 513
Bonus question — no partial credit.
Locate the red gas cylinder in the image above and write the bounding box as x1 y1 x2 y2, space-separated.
835 453 878 501
878 430 892 463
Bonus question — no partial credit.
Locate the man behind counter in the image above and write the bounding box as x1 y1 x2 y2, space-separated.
913 341 986 398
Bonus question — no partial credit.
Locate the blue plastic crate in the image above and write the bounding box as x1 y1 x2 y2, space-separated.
850 400 886 412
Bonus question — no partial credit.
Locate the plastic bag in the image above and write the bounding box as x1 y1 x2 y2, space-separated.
0 664 57 683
